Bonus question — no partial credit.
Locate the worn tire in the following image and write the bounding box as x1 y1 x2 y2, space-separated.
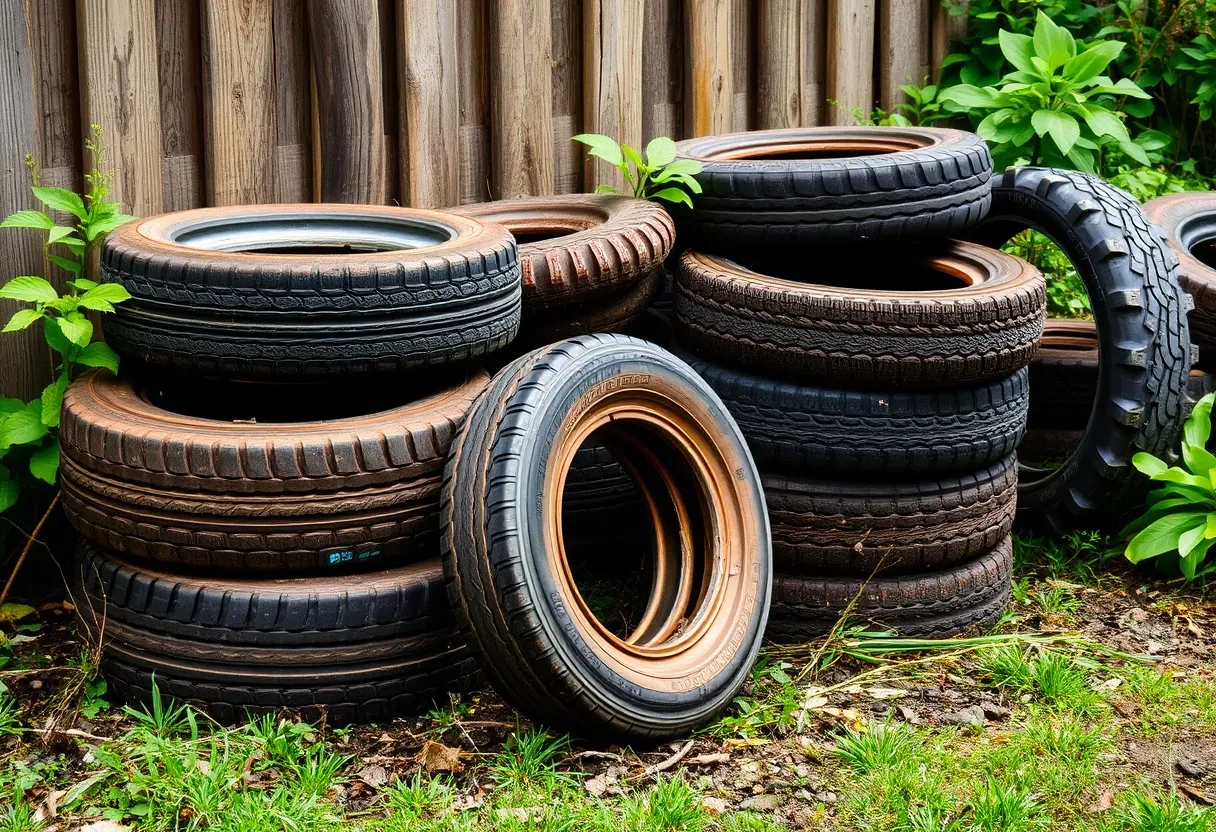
1143 193 1216 371
100 205 520 380
60 369 488 575
765 455 1017 575
675 242 1045 388
453 194 674 309
517 266 664 348
670 127 992 248
767 536 1012 641
966 168 1193 531
685 353 1028 476
441 335 770 740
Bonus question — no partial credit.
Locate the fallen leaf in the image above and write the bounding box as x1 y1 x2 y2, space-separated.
1088 791 1114 814
724 737 770 749
417 740 462 773
866 687 908 700
584 766 627 797
357 764 389 789
816 707 866 732
1186 617 1205 639
686 753 730 766
0 603 35 623
1179 783 1213 805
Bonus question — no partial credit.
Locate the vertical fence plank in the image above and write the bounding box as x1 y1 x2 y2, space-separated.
77 0 163 217
377 0 400 205
730 0 753 131
488 0 554 197
932 0 967 81
684 0 732 137
551 0 582 193
826 0 875 125
0 4 49 400
156 0 204 211
457 0 489 203
879 0 928 110
27 0 81 195
272 0 312 202
307 0 386 203
399 0 459 207
201 0 275 205
642 0 682 141
803 0 826 124
757 0 802 128
583 0 643 189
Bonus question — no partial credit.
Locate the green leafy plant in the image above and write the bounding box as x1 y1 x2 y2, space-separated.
1124 392 1216 579
939 11 1152 172
571 134 702 208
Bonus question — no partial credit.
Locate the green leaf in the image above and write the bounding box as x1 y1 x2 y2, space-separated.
1032 110 1080 155
651 171 703 193
653 158 702 177
0 398 22 417
1125 512 1210 563
622 144 647 178
76 342 120 374
1180 537 1214 579
1185 393 1214 450
1151 466 1216 491
32 186 87 220
572 133 624 168
0 603 36 624
1064 40 1123 84
49 255 83 276
0 210 54 230
938 84 1003 108
85 213 135 241
650 187 694 208
40 373 68 427
57 313 92 348
1033 11 1074 69
28 442 58 485
1183 442 1216 478
78 282 131 312
1205 514 1216 540
43 316 72 357
0 401 48 450
0 276 57 303
0 479 17 513
645 137 677 168
46 225 79 247
1090 77 1152 99
999 30 1036 72
3 308 43 332
1118 139 1151 166
66 278 97 291
1081 108 1129 142
1180 521 1208 557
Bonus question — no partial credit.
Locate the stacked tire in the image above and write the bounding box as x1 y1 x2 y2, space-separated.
668 127 1036 639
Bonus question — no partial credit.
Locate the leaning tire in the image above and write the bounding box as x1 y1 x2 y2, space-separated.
100 205 520 380
966 168 1192 530
670 127 992 248
765 455 1017 575
675 242 1045 388
60 369 487 574
77 545 476 725
442 334 770 740
1143 193 1216 371
685 353 1028 476
767 537 1012 642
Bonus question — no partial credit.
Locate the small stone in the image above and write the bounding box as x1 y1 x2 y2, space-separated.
981 703 1011 720
741 794 783 812
702 797 728 814
795 789 814 802
897 705 921 724
816 791 838 804
1177 758 1208 778
941 705 987 727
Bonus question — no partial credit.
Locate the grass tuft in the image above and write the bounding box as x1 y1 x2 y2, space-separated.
833 720 921 774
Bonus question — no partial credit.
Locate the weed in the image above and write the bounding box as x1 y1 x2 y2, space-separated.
296 742 348 798
1031 652 1098 712
718 812 785 832
123 676 197 739
970 781 1041 832
833 720 921 775
247 714 313 768
978 645 1034 692
713 659 802 737
0 691 20 738
621 774 710 832
1013 531 1111 582
384 771 454 820
489 727 575 801
1124 792 1213 832
0 800 41 832
425 694 471 731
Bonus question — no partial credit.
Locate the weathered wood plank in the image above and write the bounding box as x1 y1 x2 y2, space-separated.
932 0 967 82
156 0 204 211
377 0 399 205
457 0 489 203
642 0 682 141
306 0 386 203
731 0 753 131
27 0 81 195
551 0 582 194
76 0 163 217
803 0 826 124
684 0 732 137
200 0 276 205
757 0 801 128
273 0 312 202
826 0 875 125
879 0 929 111
0 4 50 400
583 0 643 189
399 0 460 207
488 0 554 197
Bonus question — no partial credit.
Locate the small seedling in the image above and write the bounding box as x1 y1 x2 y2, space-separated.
572 134 703 208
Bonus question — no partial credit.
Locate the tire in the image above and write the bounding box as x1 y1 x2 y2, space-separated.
77 545 476 725
1143 193 1216 372
100 204 520 381
452 194 675 309
516 266 664 348
685 353 1029 476
765 455 1016 575
670 127 992 249
767 536 1012 642
441 334 770 740
965 168 1192 531
675 242 1045 388
60 368 488 574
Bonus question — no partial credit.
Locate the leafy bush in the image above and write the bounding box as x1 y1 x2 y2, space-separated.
571 134 702 208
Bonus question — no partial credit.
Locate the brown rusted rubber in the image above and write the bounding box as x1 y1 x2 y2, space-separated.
453 194 675 308
516 264 664 348
60 368 489 574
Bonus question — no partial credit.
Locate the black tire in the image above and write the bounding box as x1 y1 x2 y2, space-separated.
517 266 664 348
1143 193 1216 371
441 335 770 740
767 536 1012 642
670 127 992 249
101 205 520 381
686 353 1029 476
765 455 1017 575
76 545 476 725
965 168 1193 531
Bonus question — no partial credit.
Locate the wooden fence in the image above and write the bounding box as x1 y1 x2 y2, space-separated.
0 0 966 400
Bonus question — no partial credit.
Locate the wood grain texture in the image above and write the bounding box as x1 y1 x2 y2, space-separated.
826 0 875 125
684 0 732 137
730 0 753 131
0 3 50 399
376 0 399 205
803 0 825 124
273 0 312 202
457 0 489 203
488 0 554 197
932 0 967 82
551 0 582 194
200 0 275 205
399 0 459 207
642 0 682 141
27 0 81 193
757 0 802 128
583 0 643 189
879 0 928 110
76 0 163 217
156 0 204 211
307 0 386 203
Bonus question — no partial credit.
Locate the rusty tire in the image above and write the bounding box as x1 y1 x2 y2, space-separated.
60 369 488 575
452 194 674 309
765 455 1017 575
675 242 1045 388
669 127 992 249
441 334 770 740
516 266 665 348
100 204 520 380
1143 193 1216 371
767 536 1013 642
